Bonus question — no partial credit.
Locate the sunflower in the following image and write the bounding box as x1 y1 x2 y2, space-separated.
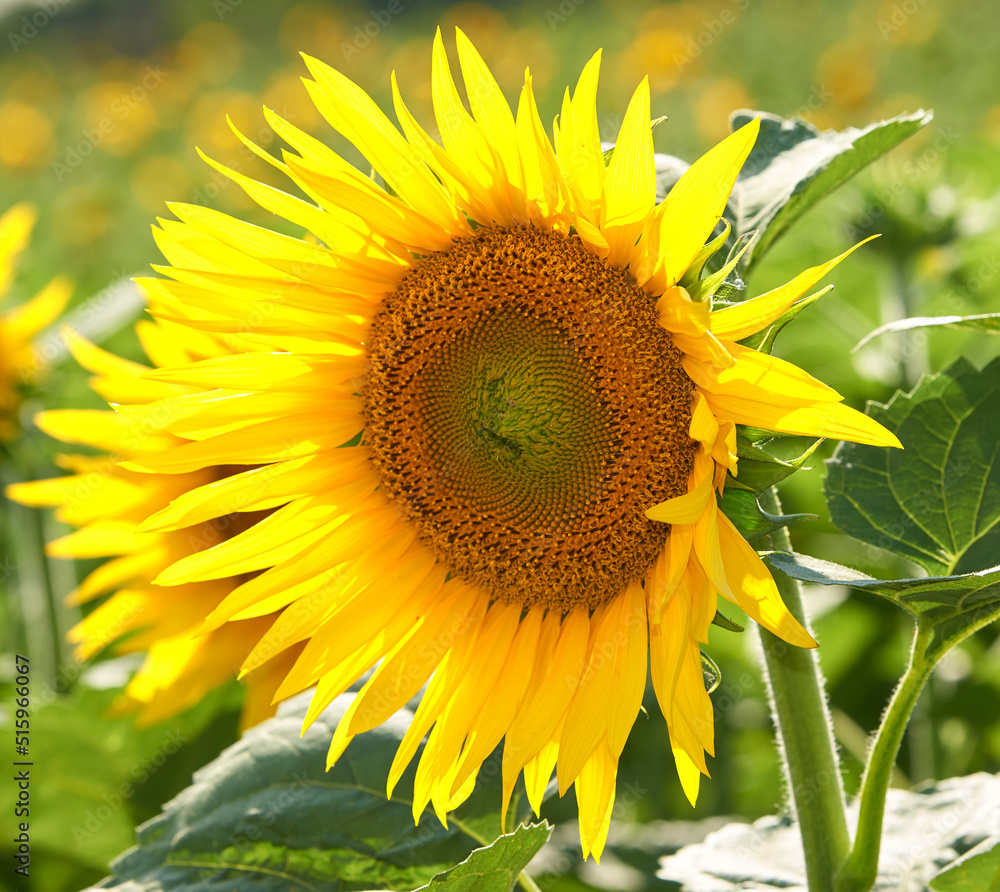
6 322 303 728
19 31 899 858
0 203 72 443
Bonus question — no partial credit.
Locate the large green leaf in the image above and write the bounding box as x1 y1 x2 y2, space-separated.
765 552 1000 661
86 693 541 892
825 358 1000 577
724 109 932 274
416 824 550 892
929 841 1000 892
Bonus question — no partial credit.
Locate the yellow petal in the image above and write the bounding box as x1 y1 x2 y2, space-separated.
602 77 654 267
575 738 616 862
450 607 542 795
604 581 647 760
646 469 714 525
704 389 902 447
671 746 703 806
455 28 523 204
654 117 759 286
502 609 588 820
709 236 878 341
3 277 72 343
555 50 605 210
684 343 843 406
300 53 465 233
709 506 817 648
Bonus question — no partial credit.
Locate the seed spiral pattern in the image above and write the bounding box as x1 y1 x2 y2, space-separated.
365 226 696 610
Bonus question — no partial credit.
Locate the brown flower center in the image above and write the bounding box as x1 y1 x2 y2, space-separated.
364 226 696 610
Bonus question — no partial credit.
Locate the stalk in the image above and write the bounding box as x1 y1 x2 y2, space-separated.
834 625 934 892
757 487 850 892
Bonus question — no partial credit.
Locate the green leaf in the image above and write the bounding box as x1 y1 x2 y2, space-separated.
720 489 815 542
417 824 551 892
825 358 1000 577
854 313 1000 350
87 694 537 892
724 109 932 274
930 841 1000 892
765 552 1000 662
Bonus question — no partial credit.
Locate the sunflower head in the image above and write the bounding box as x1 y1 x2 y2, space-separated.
12 30 901 860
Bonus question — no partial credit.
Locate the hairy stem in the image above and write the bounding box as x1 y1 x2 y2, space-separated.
758 487 850 892
835 624 934 892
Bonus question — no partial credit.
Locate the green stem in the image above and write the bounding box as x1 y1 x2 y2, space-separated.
835 624 934 892
757 487 850 892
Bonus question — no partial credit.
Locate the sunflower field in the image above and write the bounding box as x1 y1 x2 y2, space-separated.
1 2 999 892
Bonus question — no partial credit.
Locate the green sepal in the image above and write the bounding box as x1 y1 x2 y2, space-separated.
687 239 752 302
711 609 745 633
729 434 822 494
679 219 732 290
700 650 722 693
719 488 816 542
739 287 831 354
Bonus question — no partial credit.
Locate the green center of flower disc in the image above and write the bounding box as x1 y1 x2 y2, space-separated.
365 226 697 610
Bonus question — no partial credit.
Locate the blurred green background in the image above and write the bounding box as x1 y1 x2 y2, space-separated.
1 1 998 890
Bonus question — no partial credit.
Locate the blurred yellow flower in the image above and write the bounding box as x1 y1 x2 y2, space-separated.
78 78 161 158
817 41 877 111
0 101 53 170
0 204 71 442
176 22 244 85
696 78 754 144
130 155 193 215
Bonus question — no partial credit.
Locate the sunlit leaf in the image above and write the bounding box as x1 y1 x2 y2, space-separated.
724 109 932 274
730 435 822 494
700 651 722 694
